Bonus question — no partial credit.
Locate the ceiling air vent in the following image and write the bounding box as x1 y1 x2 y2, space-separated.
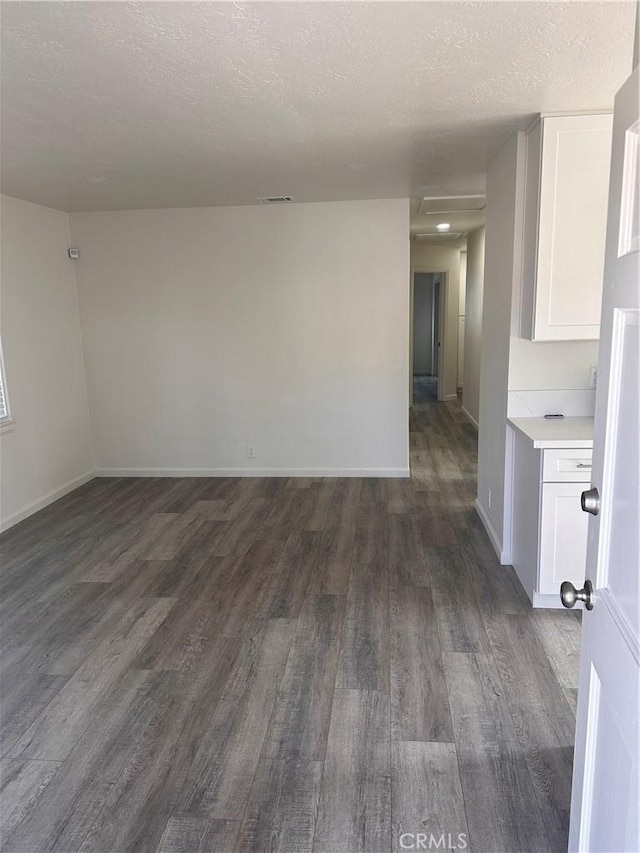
418 195 485 216
415 232 464 242
257 196 295 204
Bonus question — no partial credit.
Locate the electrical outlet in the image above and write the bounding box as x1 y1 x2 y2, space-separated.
247 445 256 459
487 488 491 509
590 367 598 388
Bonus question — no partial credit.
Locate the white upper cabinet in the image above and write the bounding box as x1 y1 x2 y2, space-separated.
520 114 613 341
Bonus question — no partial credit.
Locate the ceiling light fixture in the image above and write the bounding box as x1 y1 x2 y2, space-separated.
437 223 451 231
344 162 371 173
256 196 295 204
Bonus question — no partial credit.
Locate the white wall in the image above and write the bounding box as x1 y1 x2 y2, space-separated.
508 338 599 390
476 134 523 559
413 273 434 375
458 250 467 389
459 250 467 314
0 195 94 529
71 199 410 476
462 227 485 427
410 242 461 400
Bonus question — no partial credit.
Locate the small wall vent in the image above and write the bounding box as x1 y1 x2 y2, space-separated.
257 196 295 204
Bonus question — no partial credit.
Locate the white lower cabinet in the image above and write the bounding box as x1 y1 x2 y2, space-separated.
511 429 592 607
539 482 589 596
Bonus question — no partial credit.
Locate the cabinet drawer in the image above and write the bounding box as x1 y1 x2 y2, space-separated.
542 448 593 482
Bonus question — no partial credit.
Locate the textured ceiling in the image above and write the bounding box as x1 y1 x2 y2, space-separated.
1 1 635 212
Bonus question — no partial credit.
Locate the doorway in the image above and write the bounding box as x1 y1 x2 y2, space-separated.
412 271 444 404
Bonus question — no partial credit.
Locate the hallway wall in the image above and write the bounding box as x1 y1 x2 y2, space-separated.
462 226 485 427
458 250 467 389
476 134 523 560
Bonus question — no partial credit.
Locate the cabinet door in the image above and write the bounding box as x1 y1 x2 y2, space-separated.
532 114 613 341
539 482 588 595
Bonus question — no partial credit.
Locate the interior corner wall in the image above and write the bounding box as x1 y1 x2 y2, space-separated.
70 198 410 476
476 134 523 559
409 242 460 400
0 195 94 530
462 226 485 427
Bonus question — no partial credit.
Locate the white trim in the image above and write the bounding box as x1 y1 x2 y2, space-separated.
0 338 11 423
600 586 640 665
445 393 458 401
0 471 95 532
474 497 511 565
532 591 567 609
460 406 478 430
94 467 411 479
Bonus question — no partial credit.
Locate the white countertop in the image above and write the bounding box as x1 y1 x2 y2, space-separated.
508 417 594 449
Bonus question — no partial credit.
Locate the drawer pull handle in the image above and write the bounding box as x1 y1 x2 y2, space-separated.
576 463 592 469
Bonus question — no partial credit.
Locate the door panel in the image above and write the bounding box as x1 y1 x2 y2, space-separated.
569 65 639 853
604 309 639 633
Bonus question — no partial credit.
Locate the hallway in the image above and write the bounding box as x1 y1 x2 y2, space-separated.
0 399 580 853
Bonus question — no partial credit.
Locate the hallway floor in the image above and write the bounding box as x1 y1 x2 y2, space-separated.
0 399 580 853
412 375 438 403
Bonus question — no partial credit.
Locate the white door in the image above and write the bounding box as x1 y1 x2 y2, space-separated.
566 66 639 852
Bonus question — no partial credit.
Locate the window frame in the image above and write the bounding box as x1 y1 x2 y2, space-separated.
0 339 14 433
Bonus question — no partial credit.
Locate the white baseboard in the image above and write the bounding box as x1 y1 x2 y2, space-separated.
445 393 458 401
533 592 568 610
0 471 95 533
94 467 411 479
474 498 511 565
460 406 479 430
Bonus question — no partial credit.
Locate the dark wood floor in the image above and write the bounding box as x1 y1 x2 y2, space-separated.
0 399 581 853
412 375 438 403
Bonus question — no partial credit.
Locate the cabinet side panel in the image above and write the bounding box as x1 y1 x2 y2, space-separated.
511 431 542 602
